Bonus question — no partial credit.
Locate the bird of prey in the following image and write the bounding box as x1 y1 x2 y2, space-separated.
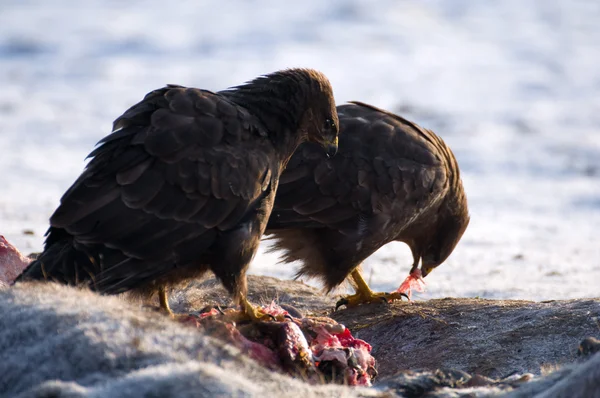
265 101 469 307
16 68 339 320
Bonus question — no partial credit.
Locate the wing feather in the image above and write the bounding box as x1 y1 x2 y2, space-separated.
44 86 274 292
268 102 448 234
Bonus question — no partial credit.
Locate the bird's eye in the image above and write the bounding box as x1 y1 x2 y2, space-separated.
324 118 336 131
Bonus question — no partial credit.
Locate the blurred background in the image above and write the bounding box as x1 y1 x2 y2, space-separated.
1 0 599 300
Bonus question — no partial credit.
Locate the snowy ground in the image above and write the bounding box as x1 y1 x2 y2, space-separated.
1 0 599 301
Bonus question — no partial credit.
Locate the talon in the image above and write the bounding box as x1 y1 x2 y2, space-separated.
266 313 277 321
215 306 226 316
337 292 393 308
337 270 411 307
389 291 409 301
239 297 280 322
335 298 349 311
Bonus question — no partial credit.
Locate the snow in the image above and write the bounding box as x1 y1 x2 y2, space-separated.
1 0 599 301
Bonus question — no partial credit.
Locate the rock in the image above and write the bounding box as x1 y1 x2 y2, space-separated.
331 297 600 379
578 336 600 357
2 277 599 397
377 355 600 398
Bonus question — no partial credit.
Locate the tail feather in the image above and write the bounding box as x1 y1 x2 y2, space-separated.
15 227 125 289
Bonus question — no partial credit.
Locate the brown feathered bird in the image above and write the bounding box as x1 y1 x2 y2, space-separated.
265 101 469 307
16 68 339 320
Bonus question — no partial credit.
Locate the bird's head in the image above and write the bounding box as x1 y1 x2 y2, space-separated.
408 193 470 278
418 211 469 277
222 68 339 157
297 70 339 157
308 114 339 158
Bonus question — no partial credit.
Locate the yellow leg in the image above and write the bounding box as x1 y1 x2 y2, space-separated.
336 269 408 310
351 269 376 296
193 297 280 323
157 287 194 321
158 286 175 317
239 296 279 322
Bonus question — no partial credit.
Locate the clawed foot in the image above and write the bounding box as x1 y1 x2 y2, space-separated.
336 269 410 310
157 285 289 324
197 298 285 323
239 297 280 322
336 291 409 310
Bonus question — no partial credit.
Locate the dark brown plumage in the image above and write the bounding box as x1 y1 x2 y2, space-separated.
16 68 339 317
265 101 469 304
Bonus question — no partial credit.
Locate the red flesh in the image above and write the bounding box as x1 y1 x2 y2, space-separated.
396 268 426 300
0 236 32 287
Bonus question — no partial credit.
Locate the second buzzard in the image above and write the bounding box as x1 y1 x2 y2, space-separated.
266 102 469 307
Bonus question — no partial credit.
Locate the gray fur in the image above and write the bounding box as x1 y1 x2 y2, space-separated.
0 283 371 398
504 354 600 398
2 282 599 398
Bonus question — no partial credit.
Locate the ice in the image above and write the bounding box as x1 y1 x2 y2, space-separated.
1 0 599 300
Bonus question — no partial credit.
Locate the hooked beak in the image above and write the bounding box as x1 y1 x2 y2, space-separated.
323 136 338 158
420 264 434 278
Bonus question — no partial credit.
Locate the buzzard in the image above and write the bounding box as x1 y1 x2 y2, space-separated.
16 68 339 320
266 101 469 307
